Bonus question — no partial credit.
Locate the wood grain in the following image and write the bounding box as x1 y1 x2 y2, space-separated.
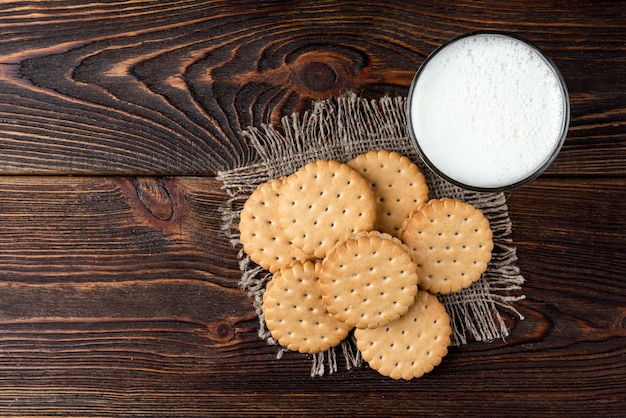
0 176 624 415
1 1 625 415
0 0 624 175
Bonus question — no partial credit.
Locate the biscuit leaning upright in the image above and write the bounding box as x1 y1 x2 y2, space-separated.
278 160 377 259
239 178 310 273
400 198 493 294
348 150 429 236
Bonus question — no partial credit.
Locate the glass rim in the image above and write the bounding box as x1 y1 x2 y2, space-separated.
406 30 570 193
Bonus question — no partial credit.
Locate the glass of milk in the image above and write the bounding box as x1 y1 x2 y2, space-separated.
407 31 570 192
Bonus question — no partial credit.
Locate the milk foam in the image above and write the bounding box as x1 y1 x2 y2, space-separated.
409 33 567 189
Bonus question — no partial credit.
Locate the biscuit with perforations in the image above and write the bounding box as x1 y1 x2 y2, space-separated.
355 290 451 380
400 198 493 294
348 150 429 236
319 231 419 329
239 178 310 273
262 260 352 354
278 160 377 259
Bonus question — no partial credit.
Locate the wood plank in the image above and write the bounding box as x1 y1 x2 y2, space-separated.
0 176 235 283
0 1 624 175
0 176 624 415
510 178 626 299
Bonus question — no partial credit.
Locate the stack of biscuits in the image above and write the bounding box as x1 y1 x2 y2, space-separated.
239 150 494 380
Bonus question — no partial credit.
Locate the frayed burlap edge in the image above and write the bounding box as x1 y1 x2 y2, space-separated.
218 93 525 377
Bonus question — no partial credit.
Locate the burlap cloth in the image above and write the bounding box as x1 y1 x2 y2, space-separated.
218 93 525 376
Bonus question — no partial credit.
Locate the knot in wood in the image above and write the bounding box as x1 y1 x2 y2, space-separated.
300 62 337 92
212 321 234 341
291 52 352 97
133 177 174 221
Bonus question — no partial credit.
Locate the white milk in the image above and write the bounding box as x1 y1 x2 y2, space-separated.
408 33 568 190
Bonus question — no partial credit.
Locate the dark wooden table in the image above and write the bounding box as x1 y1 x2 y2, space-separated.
0 1 624 416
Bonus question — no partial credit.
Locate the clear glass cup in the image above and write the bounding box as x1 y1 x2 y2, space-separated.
407 31 570 192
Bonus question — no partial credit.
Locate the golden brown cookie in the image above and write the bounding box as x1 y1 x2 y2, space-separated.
278 160 377 259
348 150 429 236
262 261 352 354
319 231 419 329
400 198 493 294
355 290 451 380
239 178 310 273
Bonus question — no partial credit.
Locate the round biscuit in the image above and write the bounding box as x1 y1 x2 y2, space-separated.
319 231 419 329
400 198 493 294
355 290 451 380
278 160 377 259
239 178 310 273
348 150 429 236
262 261 352 354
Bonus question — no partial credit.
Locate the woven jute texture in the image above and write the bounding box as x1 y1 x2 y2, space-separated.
218 93 525 376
